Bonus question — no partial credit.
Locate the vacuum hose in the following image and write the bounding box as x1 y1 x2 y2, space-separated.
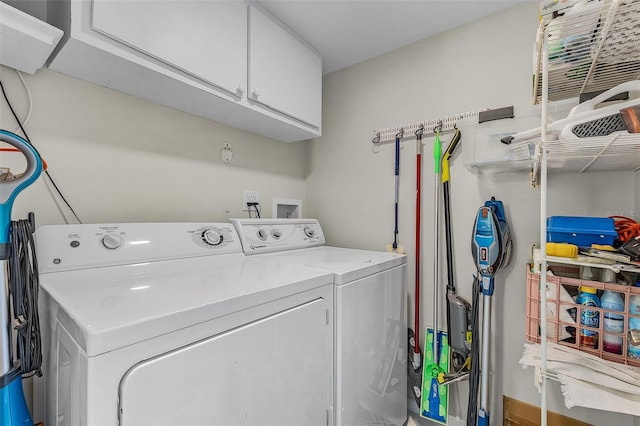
9 213 42 377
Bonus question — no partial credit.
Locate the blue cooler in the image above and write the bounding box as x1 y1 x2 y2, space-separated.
547 216 617 247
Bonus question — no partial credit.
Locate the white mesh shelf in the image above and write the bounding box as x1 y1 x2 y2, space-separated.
470 0 640 179
543 133 640 173
534 0 640 104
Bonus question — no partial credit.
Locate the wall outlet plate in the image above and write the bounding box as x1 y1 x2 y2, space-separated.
243 190 259 208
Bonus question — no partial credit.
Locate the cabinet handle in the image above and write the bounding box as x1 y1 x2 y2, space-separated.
251 89 261 99
236 85 246 96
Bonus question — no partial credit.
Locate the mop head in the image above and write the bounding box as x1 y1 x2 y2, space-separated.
420 328 449 425
407 328 423 409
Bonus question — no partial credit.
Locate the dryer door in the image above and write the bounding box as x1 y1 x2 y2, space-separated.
118 298 329 425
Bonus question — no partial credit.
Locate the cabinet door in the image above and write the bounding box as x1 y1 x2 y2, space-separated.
91 0 246 97
248 4 322 128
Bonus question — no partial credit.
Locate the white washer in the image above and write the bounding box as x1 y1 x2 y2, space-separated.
34 223 335 426
230 219 407 426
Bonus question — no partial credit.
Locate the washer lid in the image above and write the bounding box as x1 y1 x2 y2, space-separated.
262 246 407 285
40 254 333 356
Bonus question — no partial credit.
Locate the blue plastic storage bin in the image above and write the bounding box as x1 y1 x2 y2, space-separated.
547 216 617 247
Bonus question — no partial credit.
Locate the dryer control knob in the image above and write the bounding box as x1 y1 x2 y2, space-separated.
101 234 123 250
271 229 282 239
304 226 316 238
257 228 268 241
202 229 223 246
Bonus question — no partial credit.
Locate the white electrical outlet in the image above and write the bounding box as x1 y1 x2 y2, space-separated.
242 190 259 208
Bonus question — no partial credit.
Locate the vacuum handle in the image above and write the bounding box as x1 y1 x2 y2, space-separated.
444 128 462 158
0 130 42 247
442 129 461 183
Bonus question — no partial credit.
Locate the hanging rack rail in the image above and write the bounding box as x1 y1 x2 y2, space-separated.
372 110 480 145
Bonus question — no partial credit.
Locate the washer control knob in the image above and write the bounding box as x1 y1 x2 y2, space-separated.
304 226 316 238
271 228 282 239
101 234 123 250
202 229 223 246
257 228 268 241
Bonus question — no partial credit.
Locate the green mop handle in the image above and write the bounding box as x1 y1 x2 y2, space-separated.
432 128 441 366
434 131 441 174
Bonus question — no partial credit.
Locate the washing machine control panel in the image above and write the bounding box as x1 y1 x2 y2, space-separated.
192 226 237 249
200 228 223 246
229 219 325 255
100 234 124 250
36 223 243 273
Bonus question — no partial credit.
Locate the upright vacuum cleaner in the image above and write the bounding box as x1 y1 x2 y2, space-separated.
0 130 43 426
433 129 472 387
441 129 471 368
469 197 511 426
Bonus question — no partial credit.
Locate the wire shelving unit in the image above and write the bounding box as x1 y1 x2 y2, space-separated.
534 1 640 424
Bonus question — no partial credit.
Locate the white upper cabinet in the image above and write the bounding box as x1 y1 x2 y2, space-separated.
45 0 322 142
91 0 246 98
248 4 322 129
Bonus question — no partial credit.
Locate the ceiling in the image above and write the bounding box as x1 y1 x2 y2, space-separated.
259 0 528 74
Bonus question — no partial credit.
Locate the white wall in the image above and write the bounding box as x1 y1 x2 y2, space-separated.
0 65 307 225
308 3 637 425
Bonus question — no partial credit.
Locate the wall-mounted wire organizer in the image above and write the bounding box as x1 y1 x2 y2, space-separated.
533 0 640 104
529 0 640 187
371 110 478 144
470 0 640 180
526 263 640 368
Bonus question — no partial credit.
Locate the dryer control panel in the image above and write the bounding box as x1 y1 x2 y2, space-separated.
230 218 325 255
36 223 242 273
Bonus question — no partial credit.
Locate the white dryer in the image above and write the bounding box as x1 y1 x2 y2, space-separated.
230 219 407 426
34 223 335 426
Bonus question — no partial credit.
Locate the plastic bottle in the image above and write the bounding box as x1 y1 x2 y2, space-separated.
568 266 601 341
601 290 624 354
600 269 616 285
628 281 640 359
580 265 599 282
576 286 600 349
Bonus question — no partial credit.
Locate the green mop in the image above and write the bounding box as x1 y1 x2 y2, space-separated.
420 127 449 424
